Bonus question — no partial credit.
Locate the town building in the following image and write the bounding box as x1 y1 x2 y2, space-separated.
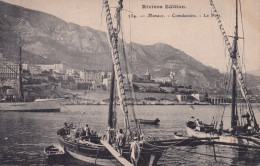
139 69 151 81
39 64 55 72
0 61 19 80
191 92 208 102
176 94 189 102
131 70 154 83
66 69 78 76
133 82 161 92
23 63 66 74
176 94 196 103
29 66 42 75
154 70 175 84
79 69 103 84
22 63 30 71
54 64 65 73
208 95 232 104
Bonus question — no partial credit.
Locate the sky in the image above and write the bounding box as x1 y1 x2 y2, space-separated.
2 0 260 72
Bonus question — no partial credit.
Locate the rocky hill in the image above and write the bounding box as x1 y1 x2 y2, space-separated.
248 69 260 77
0 1 259 93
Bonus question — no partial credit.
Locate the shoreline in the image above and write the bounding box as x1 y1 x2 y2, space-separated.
62 102 217 106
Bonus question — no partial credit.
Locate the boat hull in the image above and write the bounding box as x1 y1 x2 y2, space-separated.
137 119 160 125
58 136 115 166
44 144 66 163
0 100 60 112
58 135 167 166
186 126 260 147
66 149 116 166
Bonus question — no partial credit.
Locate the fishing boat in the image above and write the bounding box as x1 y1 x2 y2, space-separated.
185 0 260 148
0 38 61 112
57 0 168 165
44 144 65 160
133 118 160 125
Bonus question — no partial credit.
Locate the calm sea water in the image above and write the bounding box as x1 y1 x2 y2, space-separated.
0 105 260 165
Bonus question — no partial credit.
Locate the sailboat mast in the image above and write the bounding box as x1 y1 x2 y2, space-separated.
210 0 259 132
108 66 115 128
18 37 24 102
231 0 239 131
103 0 131 133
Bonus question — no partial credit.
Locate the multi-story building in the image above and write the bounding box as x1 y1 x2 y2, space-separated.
0 61 19 80
21 63 66 74
154 70 175 84
29 66 42 75
79 69 103 84
39 64 55 72
53 64 65 73
66 69 77 76
22 63 30 71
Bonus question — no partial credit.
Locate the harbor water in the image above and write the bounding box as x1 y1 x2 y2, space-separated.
0 105 260 165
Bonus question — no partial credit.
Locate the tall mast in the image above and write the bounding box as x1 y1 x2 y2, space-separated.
103 0 131 133
18 37 24 101
108 66 115 128
209 0 259 132
231 0 238 132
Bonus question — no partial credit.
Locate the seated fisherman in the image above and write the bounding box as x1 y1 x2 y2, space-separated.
64 122 70 135
84 124 91 136
218 120 223 135
195 119 201 131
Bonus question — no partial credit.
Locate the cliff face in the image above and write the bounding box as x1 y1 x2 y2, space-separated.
0 1 110 69
0 1 259 92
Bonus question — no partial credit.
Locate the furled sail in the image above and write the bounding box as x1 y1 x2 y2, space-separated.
103 0 131 132
209 0 259 131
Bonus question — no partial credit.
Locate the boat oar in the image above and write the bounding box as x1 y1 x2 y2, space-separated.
212 142 217 161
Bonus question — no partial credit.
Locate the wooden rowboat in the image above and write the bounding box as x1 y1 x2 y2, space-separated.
135 118 160 125
44 144 65 160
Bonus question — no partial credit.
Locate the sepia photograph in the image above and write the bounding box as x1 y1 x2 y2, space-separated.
0 0 260 165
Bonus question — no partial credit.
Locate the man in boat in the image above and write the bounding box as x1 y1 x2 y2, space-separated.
130 137 140 166
84 124 91 136
57 123 68 136
195 119 201 131
247 125 253 135
218 120 223 135
242 112 252 134
116 129 126 156
64 122 70 135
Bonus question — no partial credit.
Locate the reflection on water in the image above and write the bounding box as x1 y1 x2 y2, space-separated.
0 105 260 165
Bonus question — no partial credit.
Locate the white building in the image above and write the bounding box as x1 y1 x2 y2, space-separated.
53 64 65 73
79 69 103 84
22 63 30 70
0 61 19 80
66 69 78 76
29 66 42 75
191 92 207 102
37 63 66 74
40 64 55 72
176 94 189 103
154 70 175 84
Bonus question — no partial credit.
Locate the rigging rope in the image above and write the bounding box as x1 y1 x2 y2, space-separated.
238 0 247 86
209 0 259 132
103 0 131 134
120 32 141 136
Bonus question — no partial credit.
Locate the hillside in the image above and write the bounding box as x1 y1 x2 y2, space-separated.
248 69 260 77
0 1 259 93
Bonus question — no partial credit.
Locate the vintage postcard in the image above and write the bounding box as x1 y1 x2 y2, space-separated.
0 0 260 165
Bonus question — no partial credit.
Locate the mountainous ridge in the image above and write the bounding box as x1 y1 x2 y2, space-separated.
0 1 259 93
